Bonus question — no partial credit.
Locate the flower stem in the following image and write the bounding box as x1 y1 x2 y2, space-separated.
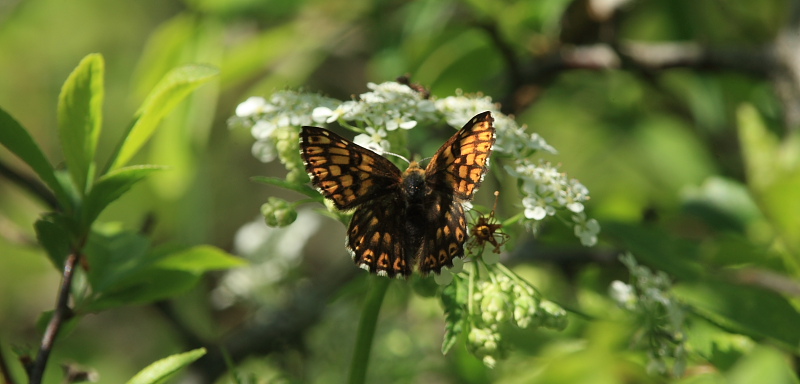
348 276 390 384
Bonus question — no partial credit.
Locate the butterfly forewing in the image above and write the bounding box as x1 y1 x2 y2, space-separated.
300 126 401 210
425 111 495 200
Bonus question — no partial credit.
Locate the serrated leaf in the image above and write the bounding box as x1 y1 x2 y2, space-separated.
441 277 468 355
251 176 322 200
83 165 166 226
0 107 69 208
58 53 104 195
126 348 206 384
109 64 219 170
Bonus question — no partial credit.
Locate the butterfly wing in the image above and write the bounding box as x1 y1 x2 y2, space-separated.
417 195 467 274
300 126 402 210
347 197 413 278
417 112 495 274
424 112 495 200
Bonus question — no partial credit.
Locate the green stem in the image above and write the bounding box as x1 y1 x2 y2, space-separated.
501 211 525 228
348 276 390 384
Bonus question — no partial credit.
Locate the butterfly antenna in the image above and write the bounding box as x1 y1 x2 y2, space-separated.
384 151 410 164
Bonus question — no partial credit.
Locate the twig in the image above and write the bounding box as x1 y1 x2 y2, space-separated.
28 252 80 384
0 160 60 211
503 41 774 116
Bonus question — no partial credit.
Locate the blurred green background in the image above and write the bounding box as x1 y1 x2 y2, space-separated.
2 0 800 383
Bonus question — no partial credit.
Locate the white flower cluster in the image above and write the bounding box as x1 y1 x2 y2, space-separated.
311 82 438 155
506 160 599 246
435 92 556 157
230 80 599 249
233 91 339 162
609 253 687 376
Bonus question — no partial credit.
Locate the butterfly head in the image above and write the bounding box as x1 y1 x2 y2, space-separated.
401 161 426 203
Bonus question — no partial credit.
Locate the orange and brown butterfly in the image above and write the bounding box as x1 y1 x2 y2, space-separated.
300 112 495 278
468 191 510 254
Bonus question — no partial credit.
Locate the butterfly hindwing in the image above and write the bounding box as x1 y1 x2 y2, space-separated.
300 126 402 210
347 197 412 278
417 194 467 274
425 112 495 200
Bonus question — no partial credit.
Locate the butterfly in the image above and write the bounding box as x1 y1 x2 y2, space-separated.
300 112 495 278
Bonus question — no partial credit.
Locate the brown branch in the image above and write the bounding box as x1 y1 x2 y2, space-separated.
505 41 775 115
0 160 60 211
27 252 80 384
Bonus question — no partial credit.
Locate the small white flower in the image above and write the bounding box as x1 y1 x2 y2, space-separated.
236 96 270 117
251 140 277 163
567 202 584 213
522 197 550 220
610 280 637 310
311 107 334 123
573 213 600 247
353 127 390 154
251 120 277 140
386 116 417 131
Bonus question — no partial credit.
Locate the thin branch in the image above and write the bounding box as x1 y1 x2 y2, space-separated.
504 41 775 116
0 160 60 211
28 252 80 384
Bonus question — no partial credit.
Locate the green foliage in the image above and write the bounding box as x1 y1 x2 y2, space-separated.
110 64 219 171
0 53 234 383
58 53 104 196
0 107 70 207
125 348 206 384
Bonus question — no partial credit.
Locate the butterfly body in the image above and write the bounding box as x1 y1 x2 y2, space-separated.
300 112 495 278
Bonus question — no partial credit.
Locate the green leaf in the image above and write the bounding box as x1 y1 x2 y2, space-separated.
58 53 105 195
86 269 199 311
82 165 166 227
154 245 246 273
84 224 152 294
109 64 219 170
0 107 69 207
441 276 468 355
600 222 704 281
737 104 800 260
675 280 800 354
126 348 206 384
251 176 322 200
34 213 77 269
83 229 242 311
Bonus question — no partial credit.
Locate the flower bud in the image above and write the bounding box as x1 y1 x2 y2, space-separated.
261 197 297 227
